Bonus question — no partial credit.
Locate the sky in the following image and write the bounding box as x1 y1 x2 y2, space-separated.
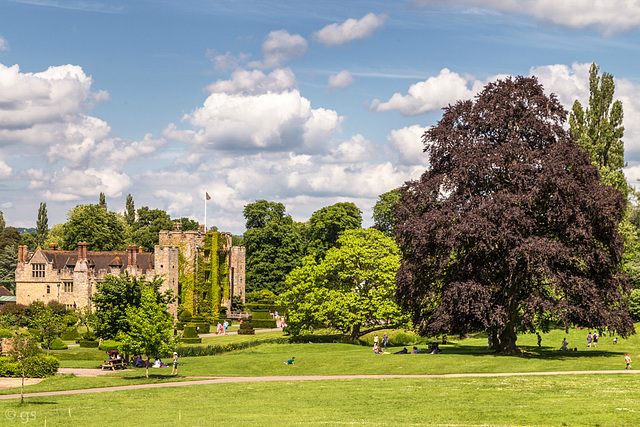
2 0 640 235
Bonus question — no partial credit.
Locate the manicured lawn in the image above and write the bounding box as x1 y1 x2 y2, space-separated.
3 375 639 426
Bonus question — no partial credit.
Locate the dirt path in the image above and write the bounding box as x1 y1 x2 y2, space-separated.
1 370 638 400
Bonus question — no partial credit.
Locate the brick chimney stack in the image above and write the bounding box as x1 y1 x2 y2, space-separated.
127 245 138 268
49 243 59 251
18 245 28 263
77 242 88 260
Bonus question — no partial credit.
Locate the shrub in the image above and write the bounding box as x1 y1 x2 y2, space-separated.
179 309 193 323
179 337 202 344
238 319 255 335
79 340 99 348
27 329 43 342
47 337 68 350
82 330 97 341
251 319 277 329
194 323 210 334
183 324 199 338
0 355 59 378
176 322 184 330
0 328 12 338
99 340 121 352
173 338 288 357
61 327 80 340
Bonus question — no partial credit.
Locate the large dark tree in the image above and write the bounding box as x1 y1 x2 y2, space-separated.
394 76 634 354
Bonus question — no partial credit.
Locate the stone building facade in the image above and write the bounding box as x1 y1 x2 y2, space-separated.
15 242 180 317
15 225 245 319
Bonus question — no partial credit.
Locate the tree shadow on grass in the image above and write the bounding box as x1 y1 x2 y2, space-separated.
426 343 626 359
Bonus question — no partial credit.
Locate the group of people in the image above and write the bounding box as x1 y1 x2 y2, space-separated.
373 333 389 354
124 352 179 374
586 331 599 347
271 311 287 328
215 320 229 335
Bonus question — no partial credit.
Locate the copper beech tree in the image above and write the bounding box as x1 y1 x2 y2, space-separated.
394 76 634 354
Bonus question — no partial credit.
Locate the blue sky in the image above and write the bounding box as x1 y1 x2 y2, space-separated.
2 0 640 234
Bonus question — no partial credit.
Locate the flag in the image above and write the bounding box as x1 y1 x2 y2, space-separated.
206 192 211 200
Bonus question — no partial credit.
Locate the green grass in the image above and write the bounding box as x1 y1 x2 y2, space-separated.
3 375 639 426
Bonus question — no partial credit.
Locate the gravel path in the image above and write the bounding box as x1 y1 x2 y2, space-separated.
1 370 638 400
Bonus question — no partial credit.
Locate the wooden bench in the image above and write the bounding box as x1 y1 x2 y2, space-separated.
100 359 126 371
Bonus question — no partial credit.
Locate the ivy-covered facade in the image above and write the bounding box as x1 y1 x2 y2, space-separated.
159 224 245 320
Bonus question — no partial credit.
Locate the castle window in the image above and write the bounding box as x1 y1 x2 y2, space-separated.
46 285 50 294
204 271 210 282
63 282 74 293
32 264 45 278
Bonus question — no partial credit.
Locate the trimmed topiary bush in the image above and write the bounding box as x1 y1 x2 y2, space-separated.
47 337 68 350
99 340 121 352
179 337 202 344
61 327 80 340
179 309 193 323
238 319 255 335
79 340 99 348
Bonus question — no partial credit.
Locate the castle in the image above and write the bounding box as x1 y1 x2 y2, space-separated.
15 224 245 319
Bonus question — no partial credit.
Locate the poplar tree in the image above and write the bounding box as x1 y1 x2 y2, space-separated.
125 194 135 226
35 202 48 248
569 63 627 196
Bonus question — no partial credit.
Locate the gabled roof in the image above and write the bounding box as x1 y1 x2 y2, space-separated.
0 286 14 297
30 249 155 273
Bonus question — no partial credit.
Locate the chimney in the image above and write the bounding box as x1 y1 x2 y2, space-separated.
127 245 138 268
49 243 59 251
18 245 27 263
77 242 88 260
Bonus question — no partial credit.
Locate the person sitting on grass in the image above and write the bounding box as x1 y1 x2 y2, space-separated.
411 346 421 354
394 347 408 354
560 338 569 351
284 357 295 365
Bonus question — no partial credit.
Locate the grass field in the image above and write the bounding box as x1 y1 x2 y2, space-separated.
1 325 639 425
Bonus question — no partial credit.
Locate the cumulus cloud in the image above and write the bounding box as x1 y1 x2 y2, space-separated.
371 68 489 115
413 0 640 34
0 36 8 51
206 68 297 95
0 158 12 179
326 70 354 92
26 167 131 201
249 30 307 69
387 125 430 166
178 89 341 153
206 49 250 71
313 12 388 46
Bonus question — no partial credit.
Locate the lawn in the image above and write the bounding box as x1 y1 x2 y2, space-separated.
3 375 639 426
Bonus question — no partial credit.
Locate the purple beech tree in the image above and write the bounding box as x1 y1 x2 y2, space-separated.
394 76 634 354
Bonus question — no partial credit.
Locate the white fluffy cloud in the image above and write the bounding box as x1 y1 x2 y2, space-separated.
313 12 388 46
0 36 8 51
413 0 640 33
326 70 354 92
206 49 250 72
206 68 297 95
0 158 12 179
371 68 489 115
178 89 342 152
249 30 308 69
26 167 131 201
387 125 430 166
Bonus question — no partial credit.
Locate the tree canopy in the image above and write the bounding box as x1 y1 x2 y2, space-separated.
35 202 48 248
62 204 125 251
243 200 304 294
372 189 400 237
131 206 174 252
394 76 633 354
280 228 406 340
569 63 627 196
307 202 362 259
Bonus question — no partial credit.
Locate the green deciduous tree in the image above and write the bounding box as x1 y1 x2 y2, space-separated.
372 189 400 237
62 204 125 251
7 332 40 403
395 76 633 354
243 200 304 294
0 226 21 293
307 202 362 259
280 228 406 340
0 210 5 231
131 207 173 252
99 192 107 209
35 202 48 248
569 63 627 196
118 286 174 378
91 274 172 339
28 302 64 356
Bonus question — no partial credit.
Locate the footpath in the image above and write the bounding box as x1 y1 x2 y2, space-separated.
1 370 639 400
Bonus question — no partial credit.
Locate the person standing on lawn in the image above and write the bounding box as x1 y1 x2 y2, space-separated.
593 331 598 348
171 352 178 375
383 332 388 350
373 333 379 348
625 353 632 369
537 333 542 347
587 332 592 347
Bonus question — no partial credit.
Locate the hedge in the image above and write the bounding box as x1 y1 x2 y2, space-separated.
46 337 68 350
61 327 80 340
238 319 255 335
173 337 288 357
0 329 12 338
99 340 121 352
79 340 99 348
0 355 59 378
251 319 277 329
179 337 202 344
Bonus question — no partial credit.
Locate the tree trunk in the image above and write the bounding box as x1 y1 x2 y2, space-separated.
146 358 149 378
21 366 25 404
350 324 361 342
498 317 519 354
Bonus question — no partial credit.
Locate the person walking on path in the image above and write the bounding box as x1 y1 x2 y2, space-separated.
171 352 178 375
537 333 542 347
383 333 388 351
587 332 592 347
593 332 598 348
625 353 632 369
223 320 229 335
